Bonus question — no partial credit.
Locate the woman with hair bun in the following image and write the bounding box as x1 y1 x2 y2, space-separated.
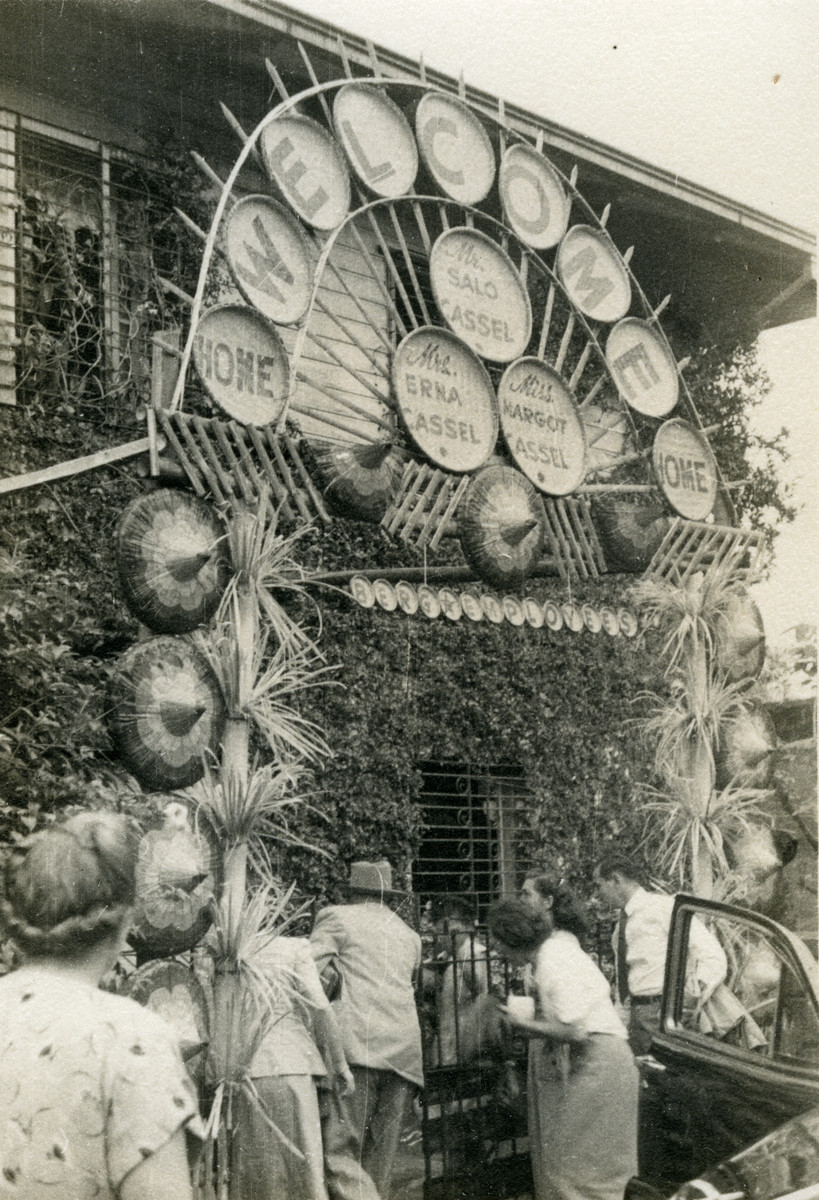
0 811 203 1199
488 888 637 1200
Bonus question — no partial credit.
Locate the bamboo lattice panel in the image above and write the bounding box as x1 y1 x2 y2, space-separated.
381 460 470 550
542 497 607 581
645 518 766 585
154 412 331 524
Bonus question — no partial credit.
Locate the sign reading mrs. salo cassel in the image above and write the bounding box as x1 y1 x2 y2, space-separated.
333 83 419 198
193 305 289 427
556 224 631 323
652 418 718 521
430 228 532 363
415 92 496 206
498 358 586 494
605 318 679 418
392 326 498 472
224 195 315 326
260 113 351 232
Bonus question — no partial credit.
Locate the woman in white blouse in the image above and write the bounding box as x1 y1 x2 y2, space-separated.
488 891 638 1200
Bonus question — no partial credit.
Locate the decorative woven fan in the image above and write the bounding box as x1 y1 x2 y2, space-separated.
592 496 670 573
313 441 405 521
107 636 226 790
716 705 777 790
715 591 766 682
123 959 210 1081
130 799 221 957
116 489 230 633
458 464 546 590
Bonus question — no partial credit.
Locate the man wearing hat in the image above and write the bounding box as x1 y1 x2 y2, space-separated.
310 860 423 1200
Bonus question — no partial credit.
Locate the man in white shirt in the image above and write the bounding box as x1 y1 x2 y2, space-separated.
594 855 727 1055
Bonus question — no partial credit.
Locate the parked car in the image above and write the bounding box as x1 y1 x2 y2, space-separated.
632 896 819 1199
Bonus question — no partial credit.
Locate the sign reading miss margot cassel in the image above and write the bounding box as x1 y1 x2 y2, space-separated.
430 228 532 364
652 418 718 521
224 195 315 326
392 326 498 472
193 305 289 427
498 358 586 494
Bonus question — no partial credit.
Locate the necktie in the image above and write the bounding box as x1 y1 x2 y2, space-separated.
616 913 629 1004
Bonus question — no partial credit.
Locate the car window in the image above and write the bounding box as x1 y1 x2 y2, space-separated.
677 912 819 1066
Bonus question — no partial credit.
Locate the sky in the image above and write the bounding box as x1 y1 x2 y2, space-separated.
294 0 817 645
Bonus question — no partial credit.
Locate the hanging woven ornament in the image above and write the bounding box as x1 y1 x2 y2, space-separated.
714 590 766 683
716 704 777 791
116 489 231 633
458 464 546 590
123 959 210 1084
129 799 221 958
107 636 225 790
591 495 670 572
312 441 405 522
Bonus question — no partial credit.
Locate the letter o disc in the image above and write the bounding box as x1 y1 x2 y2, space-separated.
556 224 631 323
392 326 498 472
192 304 289 427
498 358 586 495
430 227 532 363
260 113 350 231
652 419 718 520
333 83 418 197
499 143 570 250
224 195 315 326
605 318 679 417
415 92 496 205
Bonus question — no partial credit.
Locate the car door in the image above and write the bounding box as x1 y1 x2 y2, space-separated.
637 896 819 1193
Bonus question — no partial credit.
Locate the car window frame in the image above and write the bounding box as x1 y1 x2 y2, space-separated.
659 895 819 1077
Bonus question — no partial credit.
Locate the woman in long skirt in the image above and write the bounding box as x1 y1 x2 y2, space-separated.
488 890 638 1200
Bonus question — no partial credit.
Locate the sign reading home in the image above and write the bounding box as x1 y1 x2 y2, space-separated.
498 358 586 494
430 228 532 363
193 305 289 426
392 326 498 471
652 418 718 520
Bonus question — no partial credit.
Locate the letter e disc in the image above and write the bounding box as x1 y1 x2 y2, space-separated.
499 143 570 250
333 83 418 198
556 224 631 323
392 326 498 472
605 318 679 418
192 305 290 427
652 419 718 520
498 358 586 495
224 195 315 326
260 113 350 231
415 92 496 205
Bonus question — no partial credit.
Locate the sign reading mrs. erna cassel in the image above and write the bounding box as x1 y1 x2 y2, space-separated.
430 228 532 363
333 83 419 198
498 358 586 495
260 113 350 232
652 418 718 520
392 326 498 472
192 305 289 427
415 92 496 205
224 196 315 326
605 318 679 418
556 225 631 323
499 143 570 251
